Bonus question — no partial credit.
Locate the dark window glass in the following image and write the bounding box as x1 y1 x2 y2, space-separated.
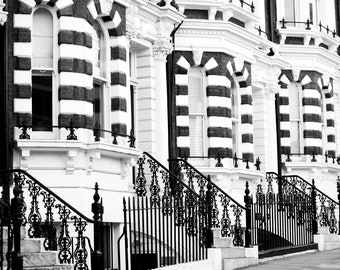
94 82 104 136
32 75 52 131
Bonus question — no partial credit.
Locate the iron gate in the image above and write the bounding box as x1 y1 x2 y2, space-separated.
250 174 315 253
124 195 207 270
122 153 211 270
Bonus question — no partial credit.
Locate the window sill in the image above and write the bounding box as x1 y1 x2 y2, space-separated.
14 139 142 173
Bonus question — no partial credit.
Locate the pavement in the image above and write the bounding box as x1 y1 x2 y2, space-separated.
242 249 340 270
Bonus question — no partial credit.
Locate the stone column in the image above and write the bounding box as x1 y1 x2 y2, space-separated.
153 36 172 165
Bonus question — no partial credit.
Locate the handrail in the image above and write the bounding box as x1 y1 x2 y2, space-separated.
266 172 314 198
279 18 312 30
170 158 246 210
143 152 200 199
239 0 255 13
0 169 94 223
254 25 271 39
318 22 337 38
281 173 339 206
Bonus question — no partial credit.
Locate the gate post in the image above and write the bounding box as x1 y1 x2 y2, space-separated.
244 181 252 248
337 176 340 235
205 176 213 248
311 179 318 235
91 182 104 270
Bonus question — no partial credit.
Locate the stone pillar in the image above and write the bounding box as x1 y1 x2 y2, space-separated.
264 83 279 172
153 35 172 165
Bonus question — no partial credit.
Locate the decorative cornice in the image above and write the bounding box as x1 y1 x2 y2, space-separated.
126 5 141 41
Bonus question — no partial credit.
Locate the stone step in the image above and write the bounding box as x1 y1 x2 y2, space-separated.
24 265 73 270
323 242 340 250
213 237 233 248
23 252 58 267
323 234 340 242
2 239 41 253
223 257 258 270
220 247 246 259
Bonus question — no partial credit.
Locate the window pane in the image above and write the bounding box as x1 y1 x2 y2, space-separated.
32 9 53 69
285 0 295 24
94 83 104 135
32 76 52 131
188 68 205 157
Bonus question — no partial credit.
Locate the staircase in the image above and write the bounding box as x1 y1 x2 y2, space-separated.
0 169 104 270
2 228 72 270
211 229 258 270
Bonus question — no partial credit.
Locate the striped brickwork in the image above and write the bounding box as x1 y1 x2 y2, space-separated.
12 0 127 134
205 54 232 158
228 58 254 162
58 3 94 128
300 72 322 155
323 77 336 157
13 0 34 126
174 52 192 157
174 51 254 161
279 70 327 155
278 71 292 154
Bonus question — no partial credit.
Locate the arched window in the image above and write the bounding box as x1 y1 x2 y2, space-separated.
188 68 206 157
32 8 53 131
92 21 106 134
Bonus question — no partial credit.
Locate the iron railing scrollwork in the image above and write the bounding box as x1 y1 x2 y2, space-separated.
279 173 339 235
170 158 248 247
0 169 105 270
251 173 315 252
124 153 210 270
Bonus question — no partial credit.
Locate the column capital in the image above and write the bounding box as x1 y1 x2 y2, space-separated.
153 37 173 61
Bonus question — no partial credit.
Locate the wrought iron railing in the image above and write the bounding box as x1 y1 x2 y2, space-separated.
124 152 211 270
0 169 104 270
280 174 339 235
238 0 255 13
279 18 312 30
318 22 337 38
254 25 271 39
182 153 261 170
251 173 316 252
285 152 340 165
17 120 136 148
170 158 249 247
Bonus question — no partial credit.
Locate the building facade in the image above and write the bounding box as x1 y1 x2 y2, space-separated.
1 0 340 268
